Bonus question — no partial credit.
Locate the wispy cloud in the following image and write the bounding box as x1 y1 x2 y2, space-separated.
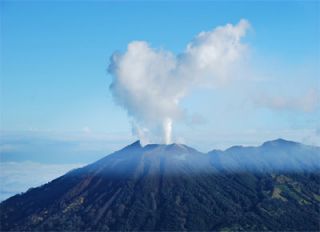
254 88 320 113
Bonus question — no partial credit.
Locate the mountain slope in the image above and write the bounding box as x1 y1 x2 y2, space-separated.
209 138 320 172
1 139 320 231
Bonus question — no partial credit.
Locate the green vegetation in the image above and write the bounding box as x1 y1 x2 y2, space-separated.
1 172 319 231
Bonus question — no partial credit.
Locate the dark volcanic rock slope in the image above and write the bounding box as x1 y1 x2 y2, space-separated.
1 140 320 231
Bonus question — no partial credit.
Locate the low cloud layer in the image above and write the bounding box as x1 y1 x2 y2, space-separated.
0 162 83 201
109 19 250 144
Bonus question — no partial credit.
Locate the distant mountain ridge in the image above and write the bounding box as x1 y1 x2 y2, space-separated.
209 138 320 172
0 138 319 231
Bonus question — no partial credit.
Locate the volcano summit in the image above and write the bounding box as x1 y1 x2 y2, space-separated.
1 139 320 231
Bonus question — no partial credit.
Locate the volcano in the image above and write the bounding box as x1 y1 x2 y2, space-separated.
1 139 320 231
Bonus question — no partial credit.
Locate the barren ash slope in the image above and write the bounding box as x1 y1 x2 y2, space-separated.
1 139 320 231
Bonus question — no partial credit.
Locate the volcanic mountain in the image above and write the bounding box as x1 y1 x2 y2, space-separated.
1 139 320 231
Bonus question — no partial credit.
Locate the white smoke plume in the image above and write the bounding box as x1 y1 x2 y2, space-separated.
108 19 250 144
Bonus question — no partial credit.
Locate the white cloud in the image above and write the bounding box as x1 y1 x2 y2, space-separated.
185 19 250 83
109 19 250 144
0 162 84 202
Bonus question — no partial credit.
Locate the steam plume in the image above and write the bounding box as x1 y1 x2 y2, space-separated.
108 19 250 144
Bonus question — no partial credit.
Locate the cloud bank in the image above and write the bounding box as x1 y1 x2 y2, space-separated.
0 162 84 201
109 19 250 144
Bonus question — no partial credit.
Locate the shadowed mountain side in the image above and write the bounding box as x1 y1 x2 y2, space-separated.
0 139 319 231
209 138 320 172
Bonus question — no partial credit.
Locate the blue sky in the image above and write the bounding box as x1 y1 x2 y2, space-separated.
1 0 319 148
0 1 319 199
